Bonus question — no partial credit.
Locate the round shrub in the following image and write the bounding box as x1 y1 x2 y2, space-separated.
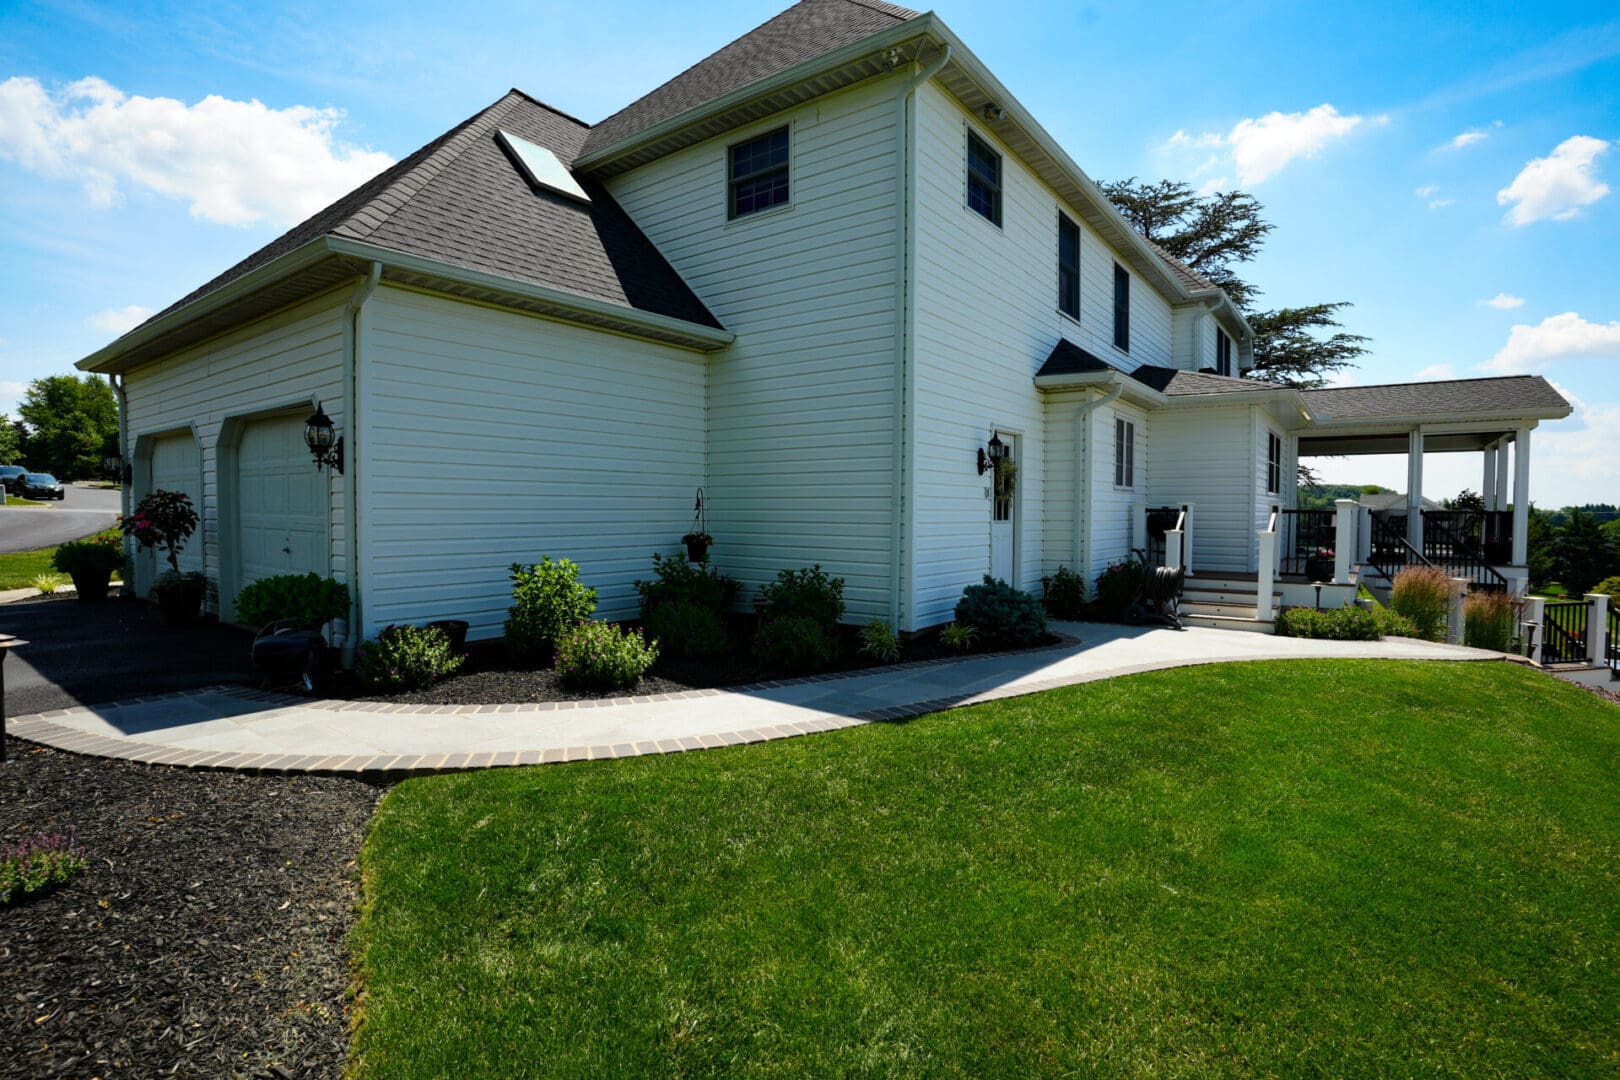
555 621 659 692
955 576 1047 648
51 531 125 576
355 624 465 692
1276 606 1381 641
234 572 351 630
759 565 845 630
754 615 834 674
1093 561 1143 622
644 599 731 659
1593 576 1620 602
506 557 597 664
1044 565 1087 620
634 553 740 615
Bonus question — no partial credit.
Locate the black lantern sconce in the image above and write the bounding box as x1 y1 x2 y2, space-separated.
102 453 131 484
976 431 1006 476
303 401 344 474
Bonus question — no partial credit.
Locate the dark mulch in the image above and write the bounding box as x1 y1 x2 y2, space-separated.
0 738 383 1080
338 622 1067 706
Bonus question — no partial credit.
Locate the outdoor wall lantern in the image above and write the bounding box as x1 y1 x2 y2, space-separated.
102 454 131 483
303 401 344 474
976 431 1005 476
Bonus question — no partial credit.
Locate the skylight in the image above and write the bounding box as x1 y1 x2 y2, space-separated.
496 130 590 205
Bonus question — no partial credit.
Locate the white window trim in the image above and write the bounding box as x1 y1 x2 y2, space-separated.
1114 416 1137 490
723 119 796 227
962 122 1004 231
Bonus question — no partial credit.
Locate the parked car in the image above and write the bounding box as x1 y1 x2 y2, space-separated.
16 472 66 500
0 465 26 494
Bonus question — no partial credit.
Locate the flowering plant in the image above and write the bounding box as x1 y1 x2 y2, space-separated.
1 829 89 905
122 490 198 573
355 624 465 691
555 620 659 691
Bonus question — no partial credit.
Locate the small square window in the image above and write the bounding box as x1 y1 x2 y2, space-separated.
1115 417 1136 488
729 127 790 219
1113 263 1131 352
1058 214 1080 318
967 132 1002 226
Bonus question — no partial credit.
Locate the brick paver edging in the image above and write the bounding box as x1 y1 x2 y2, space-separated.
3 648 1509 776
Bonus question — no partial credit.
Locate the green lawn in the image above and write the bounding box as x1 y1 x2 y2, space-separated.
350 660 1620 1078
0 546 60 590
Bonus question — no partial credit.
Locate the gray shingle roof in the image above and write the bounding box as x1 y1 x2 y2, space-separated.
1302 376 1570 420
1145 240 1218 293
1036 341 1265 397
145 90 720 332
581 0 919 157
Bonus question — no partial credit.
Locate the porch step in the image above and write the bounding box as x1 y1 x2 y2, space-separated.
1182 586 1275 606
1181 599 1280 620
1180 612 1276 634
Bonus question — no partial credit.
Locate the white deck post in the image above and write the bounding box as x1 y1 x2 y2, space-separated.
1334 499 1357 583
1181 502 1194 576
1522 595 1545 660
1357 504 1372 563
1482 444 1497 510
1494 442 1511 511
1587 593 1610 666
1165 528 1183 572
1406 426 1425 552
1511 427 1531 567
1448 577 1469 645
1256 520 1278 622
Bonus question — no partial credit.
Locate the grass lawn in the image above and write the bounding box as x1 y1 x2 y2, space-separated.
1 496 45 507
0 546 61 590
350 660 1620 1078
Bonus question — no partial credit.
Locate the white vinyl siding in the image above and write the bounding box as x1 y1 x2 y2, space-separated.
608 77 903 622
1150 405 1256 572
122 292 348 614
358 287 706 642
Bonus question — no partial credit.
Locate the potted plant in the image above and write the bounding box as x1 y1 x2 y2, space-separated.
50 531 124 602
682 531 713 563
1305 546 1335 582
122 489 205 624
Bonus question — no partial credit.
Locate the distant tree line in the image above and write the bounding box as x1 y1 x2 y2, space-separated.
2 374 120 481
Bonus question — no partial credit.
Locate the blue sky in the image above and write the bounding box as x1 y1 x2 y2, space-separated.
2 0 1616 506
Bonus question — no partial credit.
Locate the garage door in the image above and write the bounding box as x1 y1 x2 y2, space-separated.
147 433 203 584
237 413 327 592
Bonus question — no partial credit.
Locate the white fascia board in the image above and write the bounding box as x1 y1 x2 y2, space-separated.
1306 410 1568 434
1034 371 1166 409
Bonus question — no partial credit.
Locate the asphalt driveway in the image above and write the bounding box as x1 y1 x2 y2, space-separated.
0 483 123 554
1 596 254 717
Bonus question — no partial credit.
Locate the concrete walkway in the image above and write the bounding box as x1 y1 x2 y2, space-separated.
7 623 1502 773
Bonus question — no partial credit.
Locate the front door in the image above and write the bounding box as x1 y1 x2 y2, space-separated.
237 413 327 597
989 431 1017 583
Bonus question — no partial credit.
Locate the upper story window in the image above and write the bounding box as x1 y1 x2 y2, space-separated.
1215 327 1234 376
1057 214 1080 319
1267 432 1283 494
1112 263 1130 352
729 127 790 219
1114 417 1136 488
966 132 1002 226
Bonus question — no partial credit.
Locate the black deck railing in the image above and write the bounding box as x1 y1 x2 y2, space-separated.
1278 509 1336 578
1368 511 1426 582
1143 506 1182 569
1422 513 1509 592
1541 599 1590 665
1605 609 1618 680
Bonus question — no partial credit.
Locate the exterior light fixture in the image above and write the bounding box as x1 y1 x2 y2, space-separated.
982 103 1005 121
303 401 344 474
977 431 1005 476
102 454 131 483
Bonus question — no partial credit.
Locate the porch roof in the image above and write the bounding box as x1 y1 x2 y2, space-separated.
1297 375 1572 456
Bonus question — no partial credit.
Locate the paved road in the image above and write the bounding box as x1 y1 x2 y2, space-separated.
0 484 122 553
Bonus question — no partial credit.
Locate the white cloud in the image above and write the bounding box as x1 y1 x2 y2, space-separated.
1483 293 1525 309
1428 198 1454 209
1496 135 1613 225
0 75 395 226
88 304 154 334
1164 104 1373 186
0 380 25 416
1535 397 1620 504
1483 311 1620 373
1412 363 1456 380
1450 131 1488 149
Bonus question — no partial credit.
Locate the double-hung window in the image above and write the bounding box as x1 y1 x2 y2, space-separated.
1215 327 1233 376
729 127 790 219
1112 263 1130 352
966 132 1002 225
1057 214 1080 319
1267 432 1283 495
1114 417 1136 488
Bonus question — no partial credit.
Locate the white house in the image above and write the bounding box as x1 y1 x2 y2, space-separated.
78 0 1571 646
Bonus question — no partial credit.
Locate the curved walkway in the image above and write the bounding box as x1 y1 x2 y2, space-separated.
7 623 1503 773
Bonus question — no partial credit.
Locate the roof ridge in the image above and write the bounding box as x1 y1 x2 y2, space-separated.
1303 373 1544 393
336 91 528 242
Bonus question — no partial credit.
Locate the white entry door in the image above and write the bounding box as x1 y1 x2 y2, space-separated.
237 413 327 594
989 431 1017 583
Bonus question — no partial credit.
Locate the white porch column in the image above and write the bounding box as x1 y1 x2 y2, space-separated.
1357 505 1372 563
1181 503 1194 576
1494 442 1511 511
1406 427 1425 551
1448 578 1469 645
1511 426 1531 567
1482 443 1498 510
1334 499 1357 583
1522 595 1545 660
1587 593 1610 667
1256 518 1278 622
1165 527 1183 572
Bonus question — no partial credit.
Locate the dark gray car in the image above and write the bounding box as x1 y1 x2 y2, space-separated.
0 464 26 493
17 472 66 499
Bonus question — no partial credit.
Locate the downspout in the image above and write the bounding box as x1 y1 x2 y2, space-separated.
889 41 950 630
341 262 383 664
1071 381 1124 574
109 373 131 572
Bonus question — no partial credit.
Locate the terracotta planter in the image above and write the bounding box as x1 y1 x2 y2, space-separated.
69 569 112 602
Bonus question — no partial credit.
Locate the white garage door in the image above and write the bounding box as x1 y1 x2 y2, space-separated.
147 433 203 585
237 413 327 592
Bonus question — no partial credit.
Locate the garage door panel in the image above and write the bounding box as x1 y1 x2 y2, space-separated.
149 434 202 577
237 414 327 593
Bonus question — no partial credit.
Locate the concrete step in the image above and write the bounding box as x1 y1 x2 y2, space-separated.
1182 588 1278 607
1182 599 1280 619
1180 612 1276 634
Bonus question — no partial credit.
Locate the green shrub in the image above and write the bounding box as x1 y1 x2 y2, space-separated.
1093 560 1143 621
1044 565 1087 620
234 572 351 629
643 599 731 659
1390 565 1456 642
555 621 659 691
1 830 89 905
634 552 739 615
1275 606 1382 641
51 532 124 576
754 615 834 674
1464 591 1519 652
1593 576 1620 602
859 618 901 664
1372 606 1421 638
31 573 66 595
506 557 597 663
759 565 846 629
939 622 980 652
955 576 1047 648
355 624 465 692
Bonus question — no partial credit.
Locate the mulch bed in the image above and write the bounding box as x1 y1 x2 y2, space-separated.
0 738 383 1079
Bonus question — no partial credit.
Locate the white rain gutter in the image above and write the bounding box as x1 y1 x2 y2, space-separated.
1071 381 1124 573
889 41 951 630
340 262 382 664
109 373 131 565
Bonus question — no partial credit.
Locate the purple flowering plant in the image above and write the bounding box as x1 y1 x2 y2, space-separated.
1 829 90 905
